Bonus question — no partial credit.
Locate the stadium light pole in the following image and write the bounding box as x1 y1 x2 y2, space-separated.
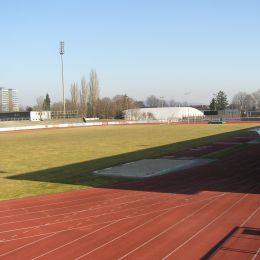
59 41 65 116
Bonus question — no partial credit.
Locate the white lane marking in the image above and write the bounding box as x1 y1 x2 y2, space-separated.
244 206 260 260
0 192 175 233
161 186 259 259
241 206 260 227
0 191 172 226
0 169 249 227
75 194 225 259
0 187 124 211
0 190 153 218
11 195 222 259
251 247 260 260
0 221 118 258
0 175 252 243
0 193 220 244
119 184 257 259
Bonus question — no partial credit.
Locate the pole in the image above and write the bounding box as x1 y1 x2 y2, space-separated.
61 54 65 116
60 41 65 117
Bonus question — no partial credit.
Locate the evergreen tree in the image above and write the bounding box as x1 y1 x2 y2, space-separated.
215 91 228 110
209 98 217 110
43 94 51 110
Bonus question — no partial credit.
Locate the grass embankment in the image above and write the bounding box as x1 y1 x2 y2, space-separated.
0 123 258 200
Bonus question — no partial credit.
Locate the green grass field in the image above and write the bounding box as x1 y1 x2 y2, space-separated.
0 123 258 200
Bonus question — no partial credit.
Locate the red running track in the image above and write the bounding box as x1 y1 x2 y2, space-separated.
0 144 259 259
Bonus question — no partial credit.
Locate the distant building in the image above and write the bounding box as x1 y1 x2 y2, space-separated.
30 111 51 121
124 107 204 121
0 88 9 112
0 87 19 112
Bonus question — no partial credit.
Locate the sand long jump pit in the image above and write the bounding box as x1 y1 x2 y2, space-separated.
94 158 214 178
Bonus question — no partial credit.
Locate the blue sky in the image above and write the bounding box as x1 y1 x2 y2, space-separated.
0 0 260 106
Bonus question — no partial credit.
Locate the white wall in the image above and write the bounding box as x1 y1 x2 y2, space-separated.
30 111 51 121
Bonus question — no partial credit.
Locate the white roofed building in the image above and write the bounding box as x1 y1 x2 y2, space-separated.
124 107 204 121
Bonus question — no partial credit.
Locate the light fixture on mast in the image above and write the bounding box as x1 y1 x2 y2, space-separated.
59 41 65 116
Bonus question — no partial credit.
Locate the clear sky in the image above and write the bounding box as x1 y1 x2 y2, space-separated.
0 0 260 106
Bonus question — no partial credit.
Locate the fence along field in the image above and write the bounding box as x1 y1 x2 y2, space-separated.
0 123 259 200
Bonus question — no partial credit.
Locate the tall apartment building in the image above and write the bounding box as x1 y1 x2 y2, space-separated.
0 87 19 112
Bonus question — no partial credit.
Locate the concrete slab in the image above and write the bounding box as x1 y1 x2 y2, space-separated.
248 138 260 144
249 128 260 135
94 158 215 179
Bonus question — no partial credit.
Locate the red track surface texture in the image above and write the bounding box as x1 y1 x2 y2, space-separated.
0 144 259 259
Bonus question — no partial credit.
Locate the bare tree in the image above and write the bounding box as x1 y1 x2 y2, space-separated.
51 102 63 111
70 82 80 111
244 94 256 111
80 76 89 117
34 95 44 110
64 98 73 111
232 92 248 110
88 69 99 117
111 95 125 119
97 97 113 119
252 90 260 110
134 100 145 108
145 95 160 107
232 92 257 114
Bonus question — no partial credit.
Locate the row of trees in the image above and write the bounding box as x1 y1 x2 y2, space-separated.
232 90 260 113
145 95 189 108
31 70 141 119
29 68 260 118
67 70 99 117
208 89 260 114
66 70 141 118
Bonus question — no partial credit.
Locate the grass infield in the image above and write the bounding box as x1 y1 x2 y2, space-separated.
0 123 258 200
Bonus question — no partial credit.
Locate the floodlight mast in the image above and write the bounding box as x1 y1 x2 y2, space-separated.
60 41 65 116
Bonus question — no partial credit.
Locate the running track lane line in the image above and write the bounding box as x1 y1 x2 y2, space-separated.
160 185 260 260
0 191 158 218
31 194 226 259
241 206 260 227
0 177 210 218
0 191 196 235
70 194 225 260
2 178 231 232
206 206 260 259
0 193 177 240
0 170 249 228
0 220 119 258
0 191 178 222
0 194 221 244
252 247 260 260
0 165 256 248
118 184 259 260
1 175 251 250
0 189 146 214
